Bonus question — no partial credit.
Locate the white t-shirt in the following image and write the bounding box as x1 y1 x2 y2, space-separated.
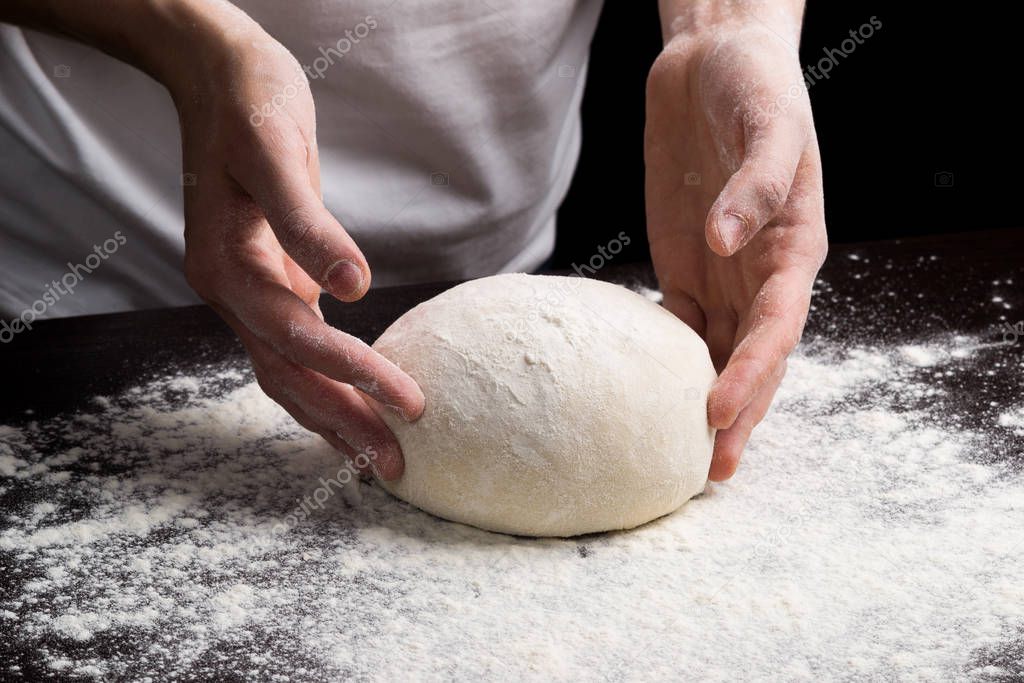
0 1 603 319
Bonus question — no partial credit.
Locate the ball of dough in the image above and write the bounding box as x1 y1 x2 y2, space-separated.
371 273 717 537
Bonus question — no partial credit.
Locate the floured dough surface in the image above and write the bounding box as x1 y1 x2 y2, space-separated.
372 273 717 536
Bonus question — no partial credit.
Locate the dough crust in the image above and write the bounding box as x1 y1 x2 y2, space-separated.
372 274 717 537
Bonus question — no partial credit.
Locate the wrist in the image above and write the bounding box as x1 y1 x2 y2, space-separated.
657 0 804 48
0 0 265 101
133 0 269 104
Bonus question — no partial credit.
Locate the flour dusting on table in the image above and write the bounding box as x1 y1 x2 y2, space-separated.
1 333 1022 680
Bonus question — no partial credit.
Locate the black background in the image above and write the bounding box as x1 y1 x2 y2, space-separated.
553 3 1019 267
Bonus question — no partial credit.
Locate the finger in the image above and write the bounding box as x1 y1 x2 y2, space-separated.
704 312 738 374
234 315 409 479
285 375 407 481
274 375 400 479
662 290 707 338
708 360 786 481
229 128 370 302
242 343 352 455
222 275 424 420
291 138 328 320
707 266 813 429
257 363 376 476
273 393 350 455
706 115 806 256
211 298 416 473
257 375 374 475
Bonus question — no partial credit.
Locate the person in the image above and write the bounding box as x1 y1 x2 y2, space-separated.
0 1 826 483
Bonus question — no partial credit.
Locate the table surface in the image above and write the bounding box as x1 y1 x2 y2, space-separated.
1 228 1023 680
3 229 1022 425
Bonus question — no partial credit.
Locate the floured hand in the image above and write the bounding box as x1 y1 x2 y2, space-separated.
646 2 827 480
171 9 422 479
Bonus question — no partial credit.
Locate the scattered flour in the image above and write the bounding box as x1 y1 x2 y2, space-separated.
635 286 664 304
999 408 1024 436
1 333 1022 680
899 344 941 367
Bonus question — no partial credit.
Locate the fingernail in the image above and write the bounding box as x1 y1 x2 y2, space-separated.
387 403 420 423
372 449 402 480
706 389 733 430
353 437 401 480
716 214 746 254
324 259 364 299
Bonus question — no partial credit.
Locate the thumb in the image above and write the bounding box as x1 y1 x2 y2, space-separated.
232 137 370 303
706 116 805 256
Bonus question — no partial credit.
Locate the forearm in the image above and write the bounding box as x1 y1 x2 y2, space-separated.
657 0 805 45
0 0 262 100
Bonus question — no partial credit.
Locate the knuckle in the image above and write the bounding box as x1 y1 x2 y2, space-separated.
758 172 790 213
276 206 318 252
347 340 376 370
782 326 803 353
739 354 771 381
280 320 310 351
645 51 681 96
276 325 313 366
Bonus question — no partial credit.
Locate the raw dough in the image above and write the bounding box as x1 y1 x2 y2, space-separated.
372 273 717 537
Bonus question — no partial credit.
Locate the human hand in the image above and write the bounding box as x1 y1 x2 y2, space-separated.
645 18 827 480
172 12 423 479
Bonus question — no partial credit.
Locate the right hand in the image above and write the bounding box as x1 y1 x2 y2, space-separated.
172 18 423 479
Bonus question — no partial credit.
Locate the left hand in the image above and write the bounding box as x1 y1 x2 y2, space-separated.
645 23 827 481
